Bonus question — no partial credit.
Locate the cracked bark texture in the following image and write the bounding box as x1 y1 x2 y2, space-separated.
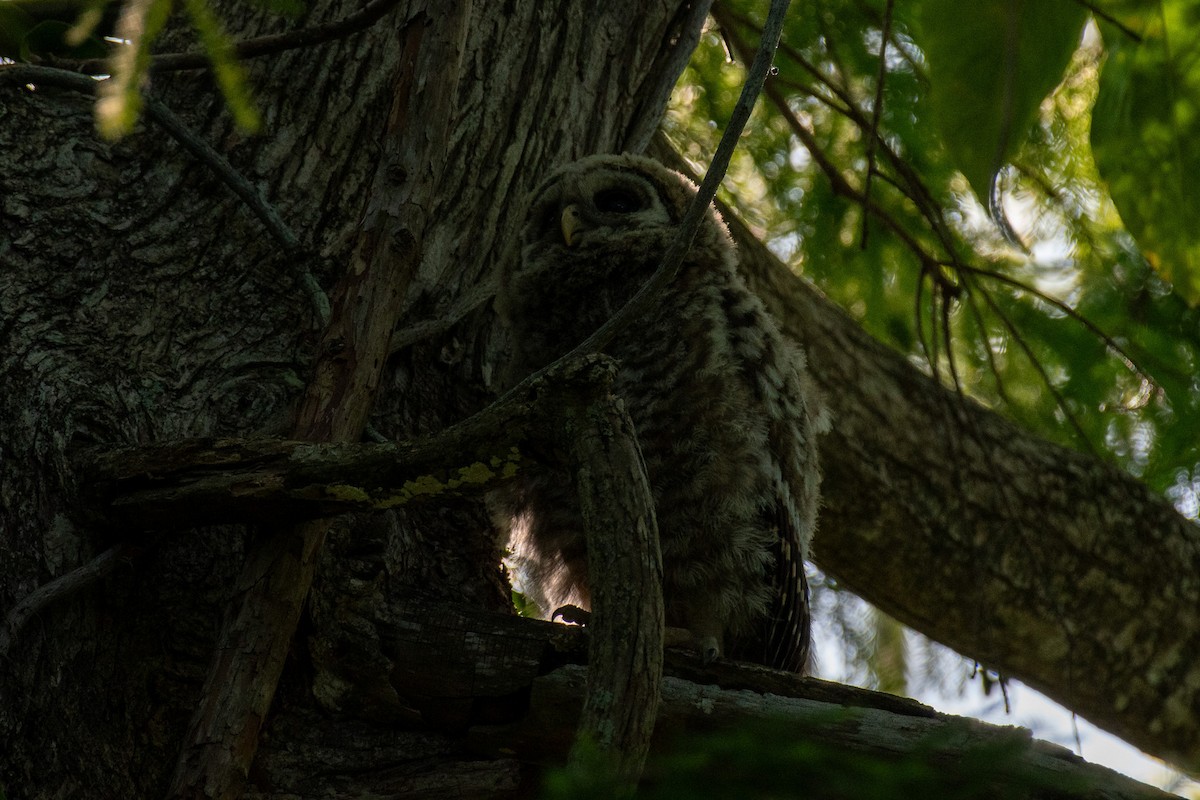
0 1 707 796
0 1 1196 798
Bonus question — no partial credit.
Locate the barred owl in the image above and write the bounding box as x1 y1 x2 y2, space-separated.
494 153 824 673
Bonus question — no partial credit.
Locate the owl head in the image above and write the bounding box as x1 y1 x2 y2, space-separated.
520 153 734 261
496 154 738 386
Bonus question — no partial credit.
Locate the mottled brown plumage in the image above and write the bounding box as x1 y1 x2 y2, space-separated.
494 153 824 672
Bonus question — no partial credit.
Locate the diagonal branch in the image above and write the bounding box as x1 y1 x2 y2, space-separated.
0 546 130 659
957 264 1154 389
859 0 894 249
164 5 473 798
725 195 1200 769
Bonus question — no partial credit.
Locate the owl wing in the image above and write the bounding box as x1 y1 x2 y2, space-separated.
764 497 813 673
722 483 812 673
732 330 822 674
764 353 822 673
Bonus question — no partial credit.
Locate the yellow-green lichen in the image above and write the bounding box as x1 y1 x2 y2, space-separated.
449 461 498 488
324 484 372 503
369 475 451 509
325 447 526 510
400 473 448 498
495 446 522 478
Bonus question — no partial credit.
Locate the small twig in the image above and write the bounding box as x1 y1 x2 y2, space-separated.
960 279 1013 407
0 63 331 324
957 262 1155 388
388 275 500 355
940 283 963 396
859 0 894 250
974 282 1096 453
141 94 330 321
928 279 942 383
140 95 298 249
721 7 962 266
717 16 960 288
62 0 409 75
3 66 299 247
0 62 97 92
914 266 937 381
0 547 128 659
1071 0 1143 43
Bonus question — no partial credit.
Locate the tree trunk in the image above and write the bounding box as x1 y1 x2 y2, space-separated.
0 1 706 795
0 1 1196 798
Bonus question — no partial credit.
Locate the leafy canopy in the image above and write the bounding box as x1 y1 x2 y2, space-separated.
666 0 1200 507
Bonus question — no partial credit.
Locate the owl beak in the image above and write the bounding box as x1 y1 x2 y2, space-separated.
560 204 583 247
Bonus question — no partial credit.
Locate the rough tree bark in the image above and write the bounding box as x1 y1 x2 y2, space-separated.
0 1 704 796
0 1 1196 798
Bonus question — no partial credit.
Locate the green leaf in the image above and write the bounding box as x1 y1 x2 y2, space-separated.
19 18 106 58
1092 0 1200 305
0 2 36 59
183 0 261 133
96 0 173 140
0 0 116 58
915 0 1087 204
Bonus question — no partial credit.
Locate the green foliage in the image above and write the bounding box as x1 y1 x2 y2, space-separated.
540 717 1089 799
96 0 263 139
670 0 1200 686
670 0 1200 509
916 0 1088 205
0 0 271 139
0 0 114 60
181 0 260 133
1092 0 1200 305
95 0 171 139
511 588 542 619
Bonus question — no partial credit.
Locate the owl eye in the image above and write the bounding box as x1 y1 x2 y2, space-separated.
593 187 643 214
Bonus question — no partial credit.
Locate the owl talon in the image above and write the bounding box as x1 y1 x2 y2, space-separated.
552 604 591 626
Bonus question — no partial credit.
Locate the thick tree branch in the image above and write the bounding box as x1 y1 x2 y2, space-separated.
298 597 1177 800
728 200 1200 771
77 415 534 531
648 135 1200 769
491 667 1173 800
557 363 664 786
79 355 667 784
